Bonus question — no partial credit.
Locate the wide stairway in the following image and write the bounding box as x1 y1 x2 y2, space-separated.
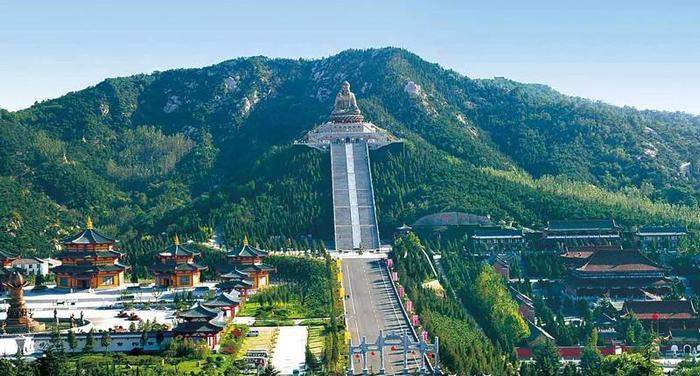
330 141 381 251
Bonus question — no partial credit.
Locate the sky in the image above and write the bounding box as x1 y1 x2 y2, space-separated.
1 0 699 114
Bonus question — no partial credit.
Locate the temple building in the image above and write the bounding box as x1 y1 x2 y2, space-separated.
561 245 622 269
635 226 687 253
149 235 207 288
472 227 526 253
565 248 673 299
174 303 224 349
53 218 129 289
226 236 274 289
543 219 621 250
622 300 699 332
217 268 254 296
203 291 241 319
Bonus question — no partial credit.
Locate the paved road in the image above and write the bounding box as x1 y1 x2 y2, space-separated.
342 257 420 375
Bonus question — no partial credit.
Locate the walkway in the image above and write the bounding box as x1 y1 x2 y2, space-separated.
271 326 308 375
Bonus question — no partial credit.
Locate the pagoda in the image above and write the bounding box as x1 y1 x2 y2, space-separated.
226 236 274 289
149 235 207 288
203 291 241 319
53 217 129 289
217 268 254 296
174 303 224 349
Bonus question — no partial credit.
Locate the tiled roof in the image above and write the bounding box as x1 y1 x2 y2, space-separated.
473 228 523 238
547 219 617 231
52 262 129 274
203 292 241 307
179 303 221 320
216 279 253 290
227 244 268 258
158 243 200 258
623 300 697 320
237 263 275 273
0 250 18 261
54 250 123 259
576 249 666 273
174 320 225 334
220 268 249 279
149 261 207 273
636 226 687 236
61 228 117 245
567 276 673 288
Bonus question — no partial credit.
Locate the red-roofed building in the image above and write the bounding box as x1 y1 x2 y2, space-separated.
226 236 274 289
149 235 207 288
53 217 129 289
565 249 674 299
623 300 698 331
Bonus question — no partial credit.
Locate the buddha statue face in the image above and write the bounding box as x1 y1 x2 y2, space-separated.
341 81 351 95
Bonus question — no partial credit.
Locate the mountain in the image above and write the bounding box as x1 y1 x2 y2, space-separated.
1 47 700 261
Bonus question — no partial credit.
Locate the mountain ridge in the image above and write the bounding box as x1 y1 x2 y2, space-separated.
1 47 699 259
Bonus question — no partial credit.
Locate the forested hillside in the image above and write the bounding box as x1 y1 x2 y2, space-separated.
1 47 700 257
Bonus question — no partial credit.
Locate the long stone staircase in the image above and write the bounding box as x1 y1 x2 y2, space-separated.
330 141 381 250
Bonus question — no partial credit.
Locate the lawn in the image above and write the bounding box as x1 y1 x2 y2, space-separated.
307 326 327 358
236 326 279 359
237 300 307 319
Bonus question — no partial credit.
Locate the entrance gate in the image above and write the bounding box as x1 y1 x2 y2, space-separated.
348 329 441 375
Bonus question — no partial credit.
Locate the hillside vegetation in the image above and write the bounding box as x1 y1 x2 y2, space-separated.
1 48 700 256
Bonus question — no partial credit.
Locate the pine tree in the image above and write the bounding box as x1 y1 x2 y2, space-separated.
101 331 112 348
83 328 95 352
67 330 78 351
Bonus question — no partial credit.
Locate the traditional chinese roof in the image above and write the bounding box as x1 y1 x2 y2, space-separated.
547 219 618 232
216 279 253 290
0 250 18 261
575 249 666 274
61 218 117 245
54 250 123 259
567 276 673 288
179 303 220 320
473 228 523 239
396 224 413 231
227 236 268 258
158 235 200 257
237 263 275 273
203 292 241 308
149 261 207 273
220 268 249 280
636 226 687 236
12 257 46 266
174 320 225 334
623 300 697 320
52 262 129 274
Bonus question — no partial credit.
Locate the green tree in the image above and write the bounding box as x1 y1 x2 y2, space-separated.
83 328 95 352
580 345 603 376
101 331 112 348
67 330 78 351
533 339 560 376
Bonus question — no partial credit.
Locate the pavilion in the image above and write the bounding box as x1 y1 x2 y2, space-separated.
226 236 274 289
174 303 225 349
149 235 207 288
53 217 129 289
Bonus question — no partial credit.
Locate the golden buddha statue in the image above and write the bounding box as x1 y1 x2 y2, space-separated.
329 81 364 123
